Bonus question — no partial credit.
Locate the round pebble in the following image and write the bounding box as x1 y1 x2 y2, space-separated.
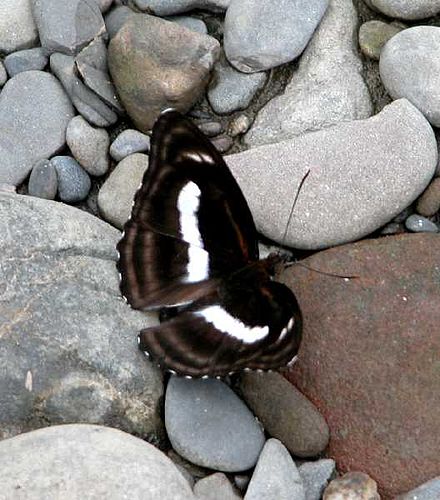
0 61 7 87
365 0 440 20
66 115 110 176
165 376 265 472
416 178 440 217
359 20 403 61
197 121 223 137
110 129 151 162
28 159 58 200
405 214 439 233
212 135 233 153
51 156 91 203
4 47 48 77
380 221 405 235
324 472 380 500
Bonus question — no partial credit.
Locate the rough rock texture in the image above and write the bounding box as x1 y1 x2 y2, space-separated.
324 472 380 499
0 71 74 186
246 0 372 146
364 0 440 20
129 0 230 15
227 99 437 250
0 193 164 442
0 0 38 54
299 459 336 500
0 425 194 499
396 477 440 500
284 234 440 497
108 15 220 132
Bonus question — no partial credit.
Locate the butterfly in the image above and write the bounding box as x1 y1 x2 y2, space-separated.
116 109 302 378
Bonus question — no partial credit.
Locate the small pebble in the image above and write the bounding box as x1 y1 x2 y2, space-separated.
66 116 110 176
110 129 151 162
233 474 250 492
393 207 412 223
4 48 48 77
212 135 233 153
198 121 223 137
405 214 438 233
298 459 336 500
323 472 380 500
51 156 91 203
0 61 8 87
194 473 241 500
396 476 440 500
416 178 440 217
28 159 58 200
380 222 405 235
359 20 403 61
229 114 251 137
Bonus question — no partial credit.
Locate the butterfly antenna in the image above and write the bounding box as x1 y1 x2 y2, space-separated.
280 170 311 249
285 261 360 280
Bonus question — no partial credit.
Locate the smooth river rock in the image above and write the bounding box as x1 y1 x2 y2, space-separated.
129 0 230 15
0 193 164 441
0 0 38 54
284 234 440 497
227 99 437 249
364 0 440 20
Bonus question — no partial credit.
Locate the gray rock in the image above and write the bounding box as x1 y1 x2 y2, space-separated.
298 460 336 500
380 26 440 127
165 377 265 472
105 5 136 38
108 15 220 132
358 20 404 61
0 193 164 441
50 52 118 127
246 0 372 146
364 0 440 20
228 99 437 249
129 0 230 15
224 0 329 73
98 153 148 228
66 115 110 176
0 0 38 54
240 372 329 457
32 0 106 55
96 0 113 12
4 47 48 77
194 473 242 500
28 159 58 200
168 15 208 34
0 425 193 499
0 71 74 186
405 214 439 233
51 156 91 202
0 61 7 87
208 55 267 114
397 477 440 500
110 129 150 161
212 135 233 153
197 121 223 137
244 439 305 500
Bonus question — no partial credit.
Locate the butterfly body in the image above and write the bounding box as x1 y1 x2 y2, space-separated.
117 110 302 378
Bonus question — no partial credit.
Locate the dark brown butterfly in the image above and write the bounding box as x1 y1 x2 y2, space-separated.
117 109 302 378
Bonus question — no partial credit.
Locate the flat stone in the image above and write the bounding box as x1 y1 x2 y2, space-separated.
298 460 336 500
0 193 164 441
208 54 267 114
227 99 437 250
129 0 230 15
105 5 136 38
244 439 305 500
224 0 328 73
4 48 48 77
0 71 74 186
405 214 438 233
397 477 440 500
359 20 403 60
66 115 110 176
240 372 329 457
323 472 379 500
168 15 208 34
416 178 440 217
246 0 372 146
194 473 241 500
110 129 150 162
50 156 91 202
50 53 118 127
165 377 265 472
0 61 7 87
0 0 38 54
108 15 220 132
284 234 440 497
28 159 58 200
98 153 148 228
380 26 440 127
364 0 440 20
0 425 193 499
32 0 106 55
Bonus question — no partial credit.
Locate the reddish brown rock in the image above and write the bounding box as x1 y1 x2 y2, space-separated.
283 234 440 498
323 472 379 499
416 177 440 217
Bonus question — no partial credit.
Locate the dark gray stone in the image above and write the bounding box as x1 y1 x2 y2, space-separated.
0 0 38 54
167 15 208 34
51 156 91 202
0 193 164 441
105 5 136 38
110 129 150 161
165 377 265 472
129 0 230 15
298 459 336 500
28 159 58 200
0 425 193 499
4 48 48 77
32 0 106 55
397 477 440 500
0 71 74 186
224 0 329 73
405 214 439 233
50 52 118 127
244 439 305 500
